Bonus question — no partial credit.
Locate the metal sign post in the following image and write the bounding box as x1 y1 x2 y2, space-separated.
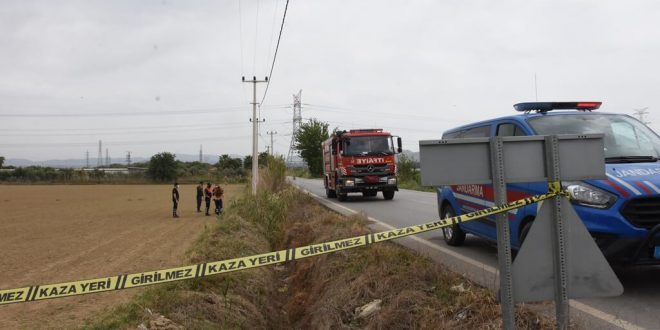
419 134 621 330
545 136 570 329
490 137 515 329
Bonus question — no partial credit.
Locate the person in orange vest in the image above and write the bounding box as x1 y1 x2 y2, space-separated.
212 183 224 215
204 182 213 216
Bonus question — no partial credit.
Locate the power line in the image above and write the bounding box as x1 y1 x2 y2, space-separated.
259 0 290 106
265 0 281 74
0 123 262 136
0 135 252 148
303 103 463 122
0 106 251 118
253 0 260 75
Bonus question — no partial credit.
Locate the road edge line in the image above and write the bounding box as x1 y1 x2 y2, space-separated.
290 179 645 330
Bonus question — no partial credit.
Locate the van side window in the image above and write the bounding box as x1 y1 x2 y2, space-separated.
442 131 461 139
462 126 490 138
497 123 526 136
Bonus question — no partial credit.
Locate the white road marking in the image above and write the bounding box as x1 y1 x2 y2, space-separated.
292 179 645 330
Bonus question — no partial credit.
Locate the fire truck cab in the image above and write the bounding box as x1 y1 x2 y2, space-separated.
322 129 402 201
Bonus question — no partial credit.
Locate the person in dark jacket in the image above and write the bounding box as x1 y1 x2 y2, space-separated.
204 182 213 216
196 181 203 212
172 182 180 218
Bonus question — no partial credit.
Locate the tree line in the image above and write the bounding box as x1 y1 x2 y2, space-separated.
0 153 270 183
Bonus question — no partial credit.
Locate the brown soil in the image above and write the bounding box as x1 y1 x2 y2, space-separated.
0 184 239 330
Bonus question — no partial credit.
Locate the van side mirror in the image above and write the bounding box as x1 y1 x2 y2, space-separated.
397 137 402 153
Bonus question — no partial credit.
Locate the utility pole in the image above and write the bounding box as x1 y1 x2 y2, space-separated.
633 107 650 125
85 151 89 168
97 140 102 168
242 76 268 195
267 131 277 156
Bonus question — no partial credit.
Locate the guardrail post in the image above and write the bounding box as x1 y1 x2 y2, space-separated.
490 137 516 330
545 135 569 329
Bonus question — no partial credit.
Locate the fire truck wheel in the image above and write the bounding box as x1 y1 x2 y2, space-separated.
382 190 395 200
326 186 337 198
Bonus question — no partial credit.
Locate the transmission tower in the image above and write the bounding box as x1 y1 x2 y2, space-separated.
633 107 651 125
85 151 89 168
97 140 102 167
287 90 303 166
105 148 110 166
126 151 132 167
199 144 203 163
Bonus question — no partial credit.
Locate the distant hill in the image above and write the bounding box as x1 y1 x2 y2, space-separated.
4 153 244 168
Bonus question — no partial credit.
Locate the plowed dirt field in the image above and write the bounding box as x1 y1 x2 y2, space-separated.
0 184 239 329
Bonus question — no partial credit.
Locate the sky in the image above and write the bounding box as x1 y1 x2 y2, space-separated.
1 0 659 162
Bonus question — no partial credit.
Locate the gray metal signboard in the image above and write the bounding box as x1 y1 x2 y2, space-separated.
419 134 606 186
418 134 618 330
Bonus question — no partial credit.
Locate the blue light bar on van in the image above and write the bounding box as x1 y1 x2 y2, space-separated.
514 102 602 112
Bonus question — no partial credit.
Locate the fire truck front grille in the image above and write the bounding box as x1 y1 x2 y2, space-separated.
351 164 390 175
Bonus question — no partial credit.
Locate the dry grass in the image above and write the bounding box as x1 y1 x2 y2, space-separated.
85 209 288 330
279 191 555 330
85 162 557 329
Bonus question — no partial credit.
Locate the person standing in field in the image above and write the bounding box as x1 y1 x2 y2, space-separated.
172 182 180 218
212 183 224 215
196 181 203 212
204 182 213 216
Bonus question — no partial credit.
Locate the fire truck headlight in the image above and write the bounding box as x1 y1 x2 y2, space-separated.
345 179 355 187
388 178 397 185
379 177 388 183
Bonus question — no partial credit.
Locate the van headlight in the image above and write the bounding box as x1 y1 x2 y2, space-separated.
563 181 616 209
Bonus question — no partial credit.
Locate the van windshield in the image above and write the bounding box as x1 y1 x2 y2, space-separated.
528 114 660 162
343 136 393 156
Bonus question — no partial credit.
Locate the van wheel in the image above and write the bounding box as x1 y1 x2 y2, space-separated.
442 206 466 246
383 191 395 200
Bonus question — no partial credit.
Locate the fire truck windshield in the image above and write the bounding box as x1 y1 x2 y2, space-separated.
343 136 394 156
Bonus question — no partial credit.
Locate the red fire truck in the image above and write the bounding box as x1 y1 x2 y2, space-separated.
322 129 402 201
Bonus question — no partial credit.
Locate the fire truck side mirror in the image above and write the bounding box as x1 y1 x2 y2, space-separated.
397 137 403 153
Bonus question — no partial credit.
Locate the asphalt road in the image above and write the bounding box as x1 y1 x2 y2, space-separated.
291 177 659 330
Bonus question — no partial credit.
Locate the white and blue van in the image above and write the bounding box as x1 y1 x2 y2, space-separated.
437 102 660 265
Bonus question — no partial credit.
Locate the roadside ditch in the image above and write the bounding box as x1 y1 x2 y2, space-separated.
85 167 557 329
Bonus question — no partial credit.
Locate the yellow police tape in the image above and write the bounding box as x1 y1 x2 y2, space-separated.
0 181 564 305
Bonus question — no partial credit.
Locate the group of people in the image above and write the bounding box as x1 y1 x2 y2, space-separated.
171 181 224 218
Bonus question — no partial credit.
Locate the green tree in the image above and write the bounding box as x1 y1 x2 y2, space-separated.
0 156 4 168
397 154 419 184
295 119 329 176
147 152 178 182
219 154 242 170
243 155 252 170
